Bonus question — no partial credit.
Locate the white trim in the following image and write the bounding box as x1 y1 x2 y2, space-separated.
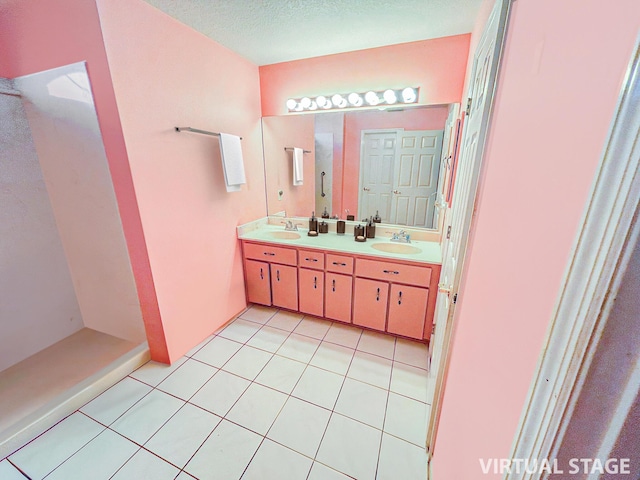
506 39 640 480
0 343 149 459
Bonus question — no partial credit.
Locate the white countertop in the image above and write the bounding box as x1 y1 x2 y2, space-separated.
237 223 442 265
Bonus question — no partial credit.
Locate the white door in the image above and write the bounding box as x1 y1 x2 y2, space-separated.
434 104 462 228
426 0 510 457
390 130 443 228
358 130 397 221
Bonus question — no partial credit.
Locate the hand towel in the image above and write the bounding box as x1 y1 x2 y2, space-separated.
219 133 246 192
293 147 303 186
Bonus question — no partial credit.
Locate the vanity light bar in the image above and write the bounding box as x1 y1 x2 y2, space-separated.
286 87 419 112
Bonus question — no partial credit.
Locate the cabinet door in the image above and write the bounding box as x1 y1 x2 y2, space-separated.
271 264 298 311
299 268 324 317
245 259 271 306
387 284 429 339
325 272 353 323
353 278 389 331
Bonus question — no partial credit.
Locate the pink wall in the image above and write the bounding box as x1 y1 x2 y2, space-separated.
0 0 168 361
259 36 470 116
262 115 316 217
95 0 266 362
431 0 640 478
342 106 449 217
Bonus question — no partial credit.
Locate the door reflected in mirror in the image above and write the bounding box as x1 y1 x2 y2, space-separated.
261 104 461 230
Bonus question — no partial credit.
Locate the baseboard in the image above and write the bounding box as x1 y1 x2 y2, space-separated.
0 343 149 459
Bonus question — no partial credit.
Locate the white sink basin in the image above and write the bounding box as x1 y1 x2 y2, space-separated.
371 243 422 255
267 231 301 240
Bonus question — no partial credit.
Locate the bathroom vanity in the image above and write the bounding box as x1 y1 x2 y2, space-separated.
238 218 442 341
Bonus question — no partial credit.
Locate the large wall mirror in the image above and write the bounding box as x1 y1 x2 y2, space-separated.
261 103 460 230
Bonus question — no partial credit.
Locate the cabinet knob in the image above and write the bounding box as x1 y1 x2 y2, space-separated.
376 287 380 301
260 268 263 280
332 279 336 292
398 291 403 305
276 270 280 282
314 277 317 289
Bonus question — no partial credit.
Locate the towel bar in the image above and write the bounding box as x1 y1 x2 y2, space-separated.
284 147 311 153
175 127 243 140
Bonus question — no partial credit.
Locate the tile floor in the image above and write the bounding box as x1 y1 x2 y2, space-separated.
1 305 433 480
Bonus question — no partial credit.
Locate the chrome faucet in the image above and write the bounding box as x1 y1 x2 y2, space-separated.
282 219 301 231
390 229 411 243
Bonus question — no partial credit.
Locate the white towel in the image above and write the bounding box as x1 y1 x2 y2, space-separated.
293 147 303 186
219 133 246 192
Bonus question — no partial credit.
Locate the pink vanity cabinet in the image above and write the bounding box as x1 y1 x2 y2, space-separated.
243 242 298 311
241 240 441 341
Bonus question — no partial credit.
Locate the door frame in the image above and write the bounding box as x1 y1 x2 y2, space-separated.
426 0 513 462
505 39 640 479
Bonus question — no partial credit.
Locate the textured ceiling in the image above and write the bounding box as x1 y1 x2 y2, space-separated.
142 0 484 66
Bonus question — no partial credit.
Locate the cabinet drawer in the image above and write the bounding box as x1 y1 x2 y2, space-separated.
355 258 431 286
326 254 354 274
299 250 324 270
243 242 297 266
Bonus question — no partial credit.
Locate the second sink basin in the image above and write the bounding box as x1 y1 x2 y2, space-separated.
371 242 422 255
268 231 301 240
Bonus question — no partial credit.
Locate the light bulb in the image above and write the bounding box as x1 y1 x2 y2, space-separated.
286 98 298 110
365 91 379 105
322 99 333 109
402 87 417 103
383 89 397 104
331 94 343 105
316 95 327 108
300 97 312 109
308 101 317 110
348 92 363 106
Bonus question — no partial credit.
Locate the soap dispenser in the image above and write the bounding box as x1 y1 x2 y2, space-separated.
373 210 381 223
308 211 318 236
321 207 330 219
366 217 376 238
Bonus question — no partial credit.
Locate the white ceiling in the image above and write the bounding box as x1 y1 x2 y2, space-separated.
142 0 485 66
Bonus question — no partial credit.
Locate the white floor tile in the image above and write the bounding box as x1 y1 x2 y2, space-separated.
267 396 331 457
0 460 26 480
308 461 351 480
45 429 138 480
291 365 344 410
243 439 313 480
255 355 306 394
129 357 188 386
80 377 152 425
276 333 321 363
218 318 262 343
145 403 221 468
240 305 278 324
266 310 303 331
226 383 288 435
390 362 429 402
184 334 216 357
190 370 250 417
156 358 218 400
111 448 179 479
309 342 355 376
383 392 429 446
334 378 388 429
376 433 428 480
293 316 332 339
323 322 363 349
221 345 272 380
316 413 382 480
246 325 290 353
393 338 429 370
110 389 184 444
192 336 243 368
185 420 262 480
9 412 103 480
347 350 393 389
175 472 198 480
357 330 396 360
